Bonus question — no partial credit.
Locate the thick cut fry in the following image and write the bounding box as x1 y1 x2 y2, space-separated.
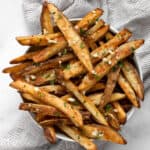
58 125 98 150
89 93 126 106
60 79 108 126
100 66 121 108
32 36 67 62
86 19 104 35
48 4 93 73
81 124 126 144
16 33 61 46
112 102 127 124
79 40 144 92
23 53 74 75
118 73 140 107
3 62 32 74
41 1 54 34
10 51 39 64
63 29 132 79
121 60 144 100
10 80 83 127
44 127 56 144
74 8 103 32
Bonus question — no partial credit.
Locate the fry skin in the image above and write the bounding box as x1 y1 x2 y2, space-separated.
10 80 83 127
48 3 93 73
78 39 144 92
121 60 144 100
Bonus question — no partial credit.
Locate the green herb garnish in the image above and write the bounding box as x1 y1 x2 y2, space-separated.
64 102 67 107
105 104 112 112
130 46 136 52
93 74 101 81
96 18 99 22
62 48 67 55
80 42 85 49
118 61 124 68
80 28 86 36
62 63 70 70
50 80 55 85
33 62 40 67
77 135 80 140
38 92 45 98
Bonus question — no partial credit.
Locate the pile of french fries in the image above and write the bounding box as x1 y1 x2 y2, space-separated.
3 2 144 150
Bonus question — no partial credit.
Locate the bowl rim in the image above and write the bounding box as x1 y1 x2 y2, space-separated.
26 18 144 142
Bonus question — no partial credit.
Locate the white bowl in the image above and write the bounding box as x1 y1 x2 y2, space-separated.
28 18 143 142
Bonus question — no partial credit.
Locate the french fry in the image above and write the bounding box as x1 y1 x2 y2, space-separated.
32 36 67 62
21 93 41 103
118 73 140 107
3 62 32 74
86 19 104 35
99 41 104 46
78 40 144 92
59 79 108 126
16 33 61 46
81 124 126 144
58 125 98 150
121 60 144 100
112 102 127 124
89 93 126 106
100 65 121 108
10 80 83 127
63 29 132 79
74 8 103 32
47 3 93 73
41 1 54 34
44 126 56 144
87 82 105 93
105 32 114 41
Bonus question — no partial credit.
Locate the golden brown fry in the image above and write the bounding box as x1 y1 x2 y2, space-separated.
10 80 83 127
41 1 54 34
118 73 140 107
58 125 98 150
89 93 126 106
100 66 121 108
63 29 132 79
16 33 61 46
78 40 144 92
99 41 104 46
74 8 103 32
44 126 56 144
105 32 114 41
21 93 41 103
86 19 104 35
48 3 93 73
112 102 127 124
32 36 67 62
81 124 126 144
60 79 108 126
3 62 32 74
121 60 144 100
87 82 105 93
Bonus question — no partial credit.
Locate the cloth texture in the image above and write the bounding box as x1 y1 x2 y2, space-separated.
1 0 150 149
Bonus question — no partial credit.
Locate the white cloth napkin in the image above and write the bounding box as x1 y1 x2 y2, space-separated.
1 0 150 149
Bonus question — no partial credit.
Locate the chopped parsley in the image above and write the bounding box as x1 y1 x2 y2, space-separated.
33 62 40 67
112 66 117 72
64 102 67 107
80 42 85 49
55 112 61 117
61 63 70 70
130 46 136 52
38 92 45 98
62 48 67 55
80 28 86 36
96 18 99 22
93 74 101 81
51 11 56 14
77 135 80 140
118 61 124 68
105 104 112 112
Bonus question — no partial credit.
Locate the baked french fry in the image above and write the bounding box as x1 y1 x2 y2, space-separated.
47 3 93 73
89 93 126 106
16 33 61 46
3 62 32 74
74 8 103 32
41 1 54 34
121 60 144 100
58 125 98 150
32 36 67 62
59 79 108 126
81 124 126 144
78 39 144 92
86 19 104 35
63 29 132 79
10 80 83 127
44 126 56 144
100 65 121 108
112 102 127 124
118 73 140 107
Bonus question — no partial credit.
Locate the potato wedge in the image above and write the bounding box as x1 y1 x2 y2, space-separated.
78 40 144 92
81 124 126 144
41 1 54 34
58 125 98 150
48 3 93 73
118 73 140 107
100 65 121 108
59 79 108 126
63 29 132 79
44 126 56 144
121 60 144 100
10 80 83 127
74 8 103 32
